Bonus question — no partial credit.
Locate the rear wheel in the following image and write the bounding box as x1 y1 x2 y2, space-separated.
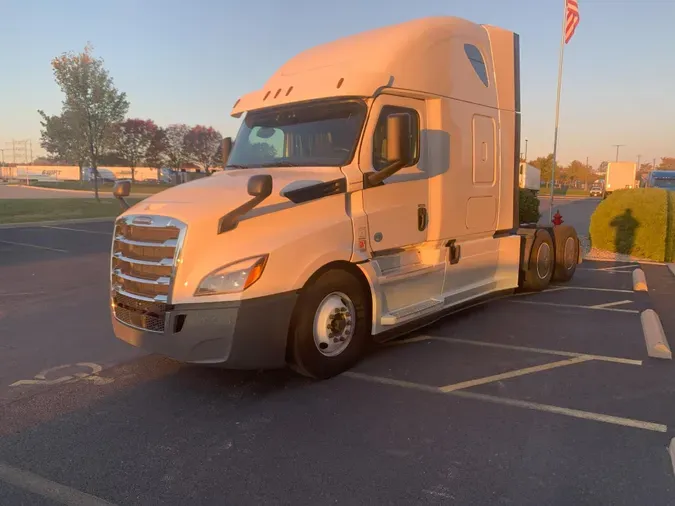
288 269 370 379
552 225 579 282
521 230 554 291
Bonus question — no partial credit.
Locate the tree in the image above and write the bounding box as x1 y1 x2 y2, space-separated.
565 159 593 185
115 119 157 181
185 125 222 173
657 157 675 170
37 110 89 172
146 127 168 172
49 43 129 200
530 154 554 184
164 124 190 171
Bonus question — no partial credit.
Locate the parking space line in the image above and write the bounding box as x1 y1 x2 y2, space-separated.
509 299 639 314
420 336 643 365
450 390 667 433
40 225 111 235
0 240 68 253
0 461 117 505
439 356 592 392
343 372 667 433
590 300 634 309
551 286 635 294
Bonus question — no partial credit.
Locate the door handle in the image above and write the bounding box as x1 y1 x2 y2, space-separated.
417 205 428 231
446 239 461 265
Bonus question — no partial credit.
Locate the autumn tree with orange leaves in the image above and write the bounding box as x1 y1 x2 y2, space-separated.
46 43 128 200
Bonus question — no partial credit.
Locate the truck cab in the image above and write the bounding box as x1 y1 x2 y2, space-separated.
110 17 581 379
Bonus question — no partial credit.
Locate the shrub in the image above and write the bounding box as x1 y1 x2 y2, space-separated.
589 188 673 262
667 191 675 262
519 188 540 224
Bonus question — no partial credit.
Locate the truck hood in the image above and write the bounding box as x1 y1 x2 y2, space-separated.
124 167 346 225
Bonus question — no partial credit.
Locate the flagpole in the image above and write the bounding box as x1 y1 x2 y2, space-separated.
549 0 568 223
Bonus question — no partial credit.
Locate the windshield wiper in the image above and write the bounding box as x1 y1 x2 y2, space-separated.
258 161 301 167
225 164 248 169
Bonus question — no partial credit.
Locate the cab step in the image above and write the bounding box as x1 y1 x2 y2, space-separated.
381 298 444 326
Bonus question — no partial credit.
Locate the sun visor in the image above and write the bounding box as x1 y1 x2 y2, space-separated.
230 70 393 118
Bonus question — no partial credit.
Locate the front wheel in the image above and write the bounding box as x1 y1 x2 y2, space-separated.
288 269 370 379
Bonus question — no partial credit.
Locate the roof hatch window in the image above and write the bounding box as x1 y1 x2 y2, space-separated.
464 44 489 87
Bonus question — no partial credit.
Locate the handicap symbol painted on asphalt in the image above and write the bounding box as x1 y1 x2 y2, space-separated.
9 362 114 387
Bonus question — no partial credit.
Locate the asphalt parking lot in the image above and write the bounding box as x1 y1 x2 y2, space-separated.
1 220 674 505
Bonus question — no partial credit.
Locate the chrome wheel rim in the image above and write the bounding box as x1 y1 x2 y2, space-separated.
313 291 356 357
563 236 576 271
536 242 552 280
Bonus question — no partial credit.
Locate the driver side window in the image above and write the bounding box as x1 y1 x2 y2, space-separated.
372 106 420 171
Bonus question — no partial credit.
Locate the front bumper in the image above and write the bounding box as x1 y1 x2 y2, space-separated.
112 291 298 369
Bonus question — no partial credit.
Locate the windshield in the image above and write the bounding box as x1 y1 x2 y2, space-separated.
227 99 367 168
651 177 675 189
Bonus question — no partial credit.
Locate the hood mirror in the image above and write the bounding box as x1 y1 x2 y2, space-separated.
113 180 131 210
217 174 273 234
222 137 232 166
247 174 273 198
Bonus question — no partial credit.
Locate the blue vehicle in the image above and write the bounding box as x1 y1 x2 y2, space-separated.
646 170 675 191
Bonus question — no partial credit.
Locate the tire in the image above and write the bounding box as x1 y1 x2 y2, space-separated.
521 229 554 291
552 225 579 282
288 268 371 379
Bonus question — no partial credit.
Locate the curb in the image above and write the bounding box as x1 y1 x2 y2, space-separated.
0 217 115 229
640 309 672 360
632 269 649 291
668 264 675 277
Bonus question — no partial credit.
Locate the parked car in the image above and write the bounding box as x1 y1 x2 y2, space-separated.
82 167 117 183
589 184 603 197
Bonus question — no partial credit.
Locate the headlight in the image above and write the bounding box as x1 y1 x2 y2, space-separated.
195 255 268 296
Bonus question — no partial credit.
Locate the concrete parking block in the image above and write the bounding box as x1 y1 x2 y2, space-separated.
641 309 672 359
668 264 675 277
632 268 648 291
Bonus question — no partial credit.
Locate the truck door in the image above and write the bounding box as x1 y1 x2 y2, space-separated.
360 95 429 253
359 95 445 322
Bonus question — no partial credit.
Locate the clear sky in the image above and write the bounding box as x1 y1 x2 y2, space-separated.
1 0 673 168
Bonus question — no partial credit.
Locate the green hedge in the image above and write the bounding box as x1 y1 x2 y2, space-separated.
589 188 675 262
519 188 541 224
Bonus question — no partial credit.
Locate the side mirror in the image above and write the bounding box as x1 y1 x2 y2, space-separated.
113 180 131 198
367 114 412 187
217 174 273 234
222 137 233 166
386 113 412 163
113 180 131 210
247 174 273 198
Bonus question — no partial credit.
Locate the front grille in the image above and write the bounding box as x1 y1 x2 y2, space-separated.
111 215 187 333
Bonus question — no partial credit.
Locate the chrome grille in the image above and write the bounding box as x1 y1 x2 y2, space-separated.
111 215 187 333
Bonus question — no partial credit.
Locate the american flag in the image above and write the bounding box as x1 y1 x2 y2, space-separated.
565 0 580 44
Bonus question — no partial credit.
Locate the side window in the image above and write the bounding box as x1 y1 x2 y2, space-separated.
371 106 420 171
464 44 489 87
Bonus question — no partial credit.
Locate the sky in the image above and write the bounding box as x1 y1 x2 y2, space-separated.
1 0 673 168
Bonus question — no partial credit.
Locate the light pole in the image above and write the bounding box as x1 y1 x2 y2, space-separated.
612 144 625 162
524 138 528 163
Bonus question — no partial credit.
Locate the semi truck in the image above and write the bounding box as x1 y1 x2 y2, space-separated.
109 16 582 379
646 170 675 191
604 161 637 198
518 162 541 194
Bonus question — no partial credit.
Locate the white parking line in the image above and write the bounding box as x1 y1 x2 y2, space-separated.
41 225 111 235
421 336 643 365
551 286 635 294
0 461 117 505
590 300 634 309
343 372 667 433
509 299 639 314
439 356 592 393
0 240 67 253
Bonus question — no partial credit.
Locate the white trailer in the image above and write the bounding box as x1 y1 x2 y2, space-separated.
109 17 582 379
519 162 541 194
605 161 637 197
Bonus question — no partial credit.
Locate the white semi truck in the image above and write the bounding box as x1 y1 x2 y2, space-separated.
604 161 637 198
519 162 541 194
110 17 581 379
